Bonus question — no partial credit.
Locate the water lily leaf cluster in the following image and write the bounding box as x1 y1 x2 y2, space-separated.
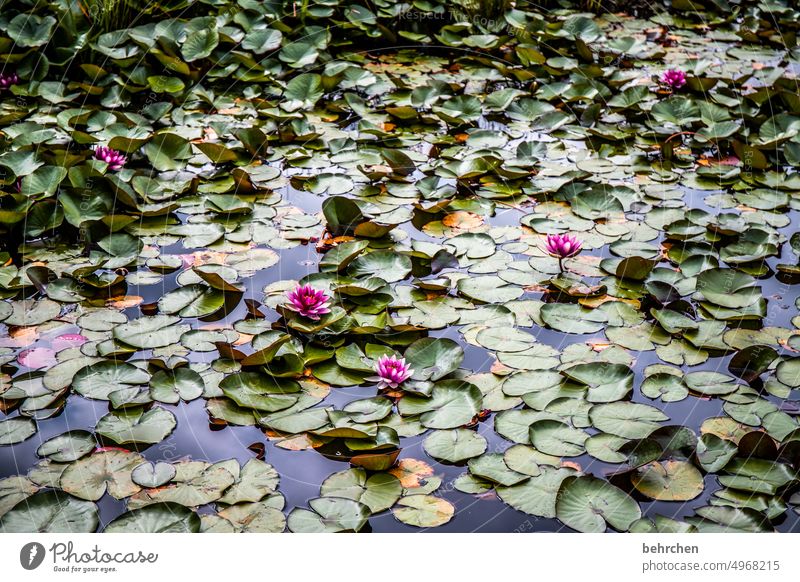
0 0 800 533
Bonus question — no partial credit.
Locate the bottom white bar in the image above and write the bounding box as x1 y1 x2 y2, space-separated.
0 533 795 581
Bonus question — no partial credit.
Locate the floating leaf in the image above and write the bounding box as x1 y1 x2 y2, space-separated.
132 462 177 488
589 402 669 439
287 497 370 533
321 468 401 513
217 501 286 533
218 459 279 505
150 368 204 404
0 417 36 446
696 433 738 473
104 502 200 533
393 495 455 528
468 453 528 486
73 361 150 401
423 429 487 463
398 380 482 429
496 466 576 518
36 430 95 462
556 476 641 533
128 463 235 508
95 407 177 445
0 491 98 533
404 338 464 381
60 450 143 501
529 419 588 457
113 315 190 349
541 304 608 334
632 460 704 501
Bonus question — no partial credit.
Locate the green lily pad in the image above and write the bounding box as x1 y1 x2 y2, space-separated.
73 361 150 401
0 491 98 533
132 462 177 488
556 475 641 533
589 402 669 439
113 315 190 349
393 494 455 528
404 337 464 381
632 460 705 501
36 430 95 463
4 299 61 327
468 453 529 486
696 433 738 473
0 417 37 446
95 407 177 445
104 502 200 533
216 500 286 533
423 429 487 463
217 459 280 505
529 419 588 457
541 304 608 334
398 380 482 429
60 450 143 501
149 368 204 404
321 468 401 514
287 497 370 533
496 466 576 518
128 462 236 508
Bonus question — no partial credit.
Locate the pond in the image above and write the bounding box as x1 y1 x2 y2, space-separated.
0 0 800 533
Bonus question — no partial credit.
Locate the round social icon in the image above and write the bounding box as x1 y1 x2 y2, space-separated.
19 542 46 570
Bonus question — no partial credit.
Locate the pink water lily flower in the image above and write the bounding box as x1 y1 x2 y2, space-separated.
661 69 687 90
368 355 414 389
546 233 582 259
93 146 127 170
285 284 331 320
545 233 582 272
0 72 19 90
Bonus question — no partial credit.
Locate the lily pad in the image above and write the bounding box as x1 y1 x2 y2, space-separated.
398 380 482 429
218 459 280 505
529 419 588 457
104 502 200 533
113 315 190 349
95 407 177 445
0 491 98 533
631 460 705 501
556 476 641 533
423 429 487 463
589 402 669 439
132 462 177 488
404 338 464 381
287 497 370 533
468 453 529 486
393 495 455 528
60 450 143 501
496 466 576 518
321 468 401 514
36 430 95 462
73 361 150 400
0 417 37 446
128 463 236 508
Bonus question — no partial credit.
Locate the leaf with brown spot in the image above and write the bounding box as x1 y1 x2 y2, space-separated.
442 211 483 229
389 458 434 488
106 296 143 309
